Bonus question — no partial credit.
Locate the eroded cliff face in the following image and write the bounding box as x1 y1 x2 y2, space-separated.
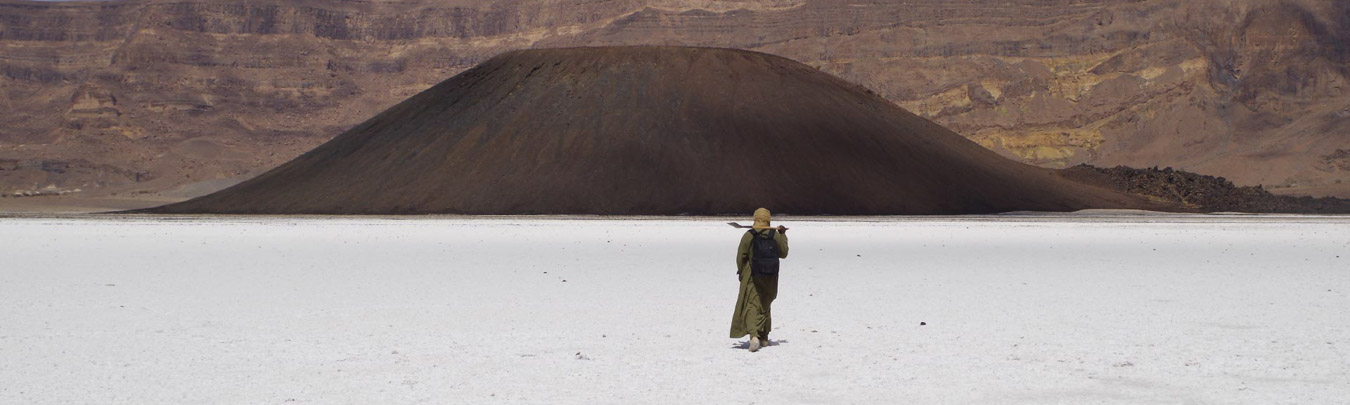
1 0 1347 203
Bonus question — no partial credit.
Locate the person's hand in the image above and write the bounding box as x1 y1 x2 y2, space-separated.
777 225 788 234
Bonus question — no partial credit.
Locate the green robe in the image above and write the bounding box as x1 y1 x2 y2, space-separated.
730 228 789 339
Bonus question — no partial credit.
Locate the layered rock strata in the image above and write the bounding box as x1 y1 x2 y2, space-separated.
2 0 1347 203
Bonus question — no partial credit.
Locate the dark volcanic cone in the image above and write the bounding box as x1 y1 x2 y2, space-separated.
143 46 1157 215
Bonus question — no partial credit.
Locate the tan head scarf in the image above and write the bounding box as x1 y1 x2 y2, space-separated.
752 208 772 229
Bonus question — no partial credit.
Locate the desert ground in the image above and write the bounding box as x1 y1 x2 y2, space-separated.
1 214 1347 403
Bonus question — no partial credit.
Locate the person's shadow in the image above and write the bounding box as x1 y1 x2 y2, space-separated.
729 339 789 350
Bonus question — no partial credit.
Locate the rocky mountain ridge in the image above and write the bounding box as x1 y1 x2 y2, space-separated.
2 0 1347 207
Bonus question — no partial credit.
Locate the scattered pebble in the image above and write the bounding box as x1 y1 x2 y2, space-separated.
920 322 927 326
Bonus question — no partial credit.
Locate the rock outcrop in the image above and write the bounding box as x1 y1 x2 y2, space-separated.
1061 164 1350 213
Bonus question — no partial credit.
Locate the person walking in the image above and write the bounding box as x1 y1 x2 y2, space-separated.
730 208 789 352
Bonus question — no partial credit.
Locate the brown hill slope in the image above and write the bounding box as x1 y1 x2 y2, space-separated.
2 0 1347 209
143 47 1157 215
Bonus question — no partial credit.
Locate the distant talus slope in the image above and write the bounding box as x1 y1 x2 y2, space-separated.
144 47 1153 215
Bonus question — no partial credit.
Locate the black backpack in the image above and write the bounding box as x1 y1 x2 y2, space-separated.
748 229 780 276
